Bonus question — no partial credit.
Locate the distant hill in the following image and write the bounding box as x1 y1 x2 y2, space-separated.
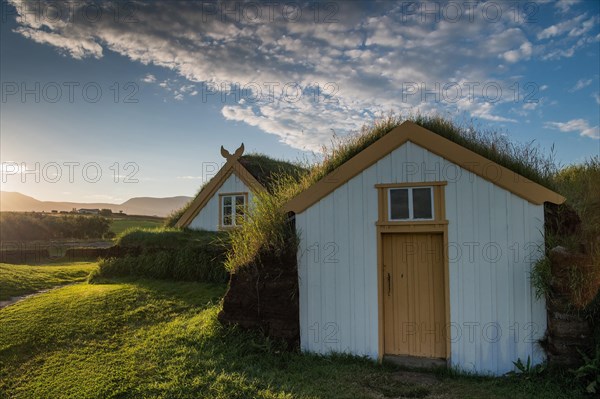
0 192 192 217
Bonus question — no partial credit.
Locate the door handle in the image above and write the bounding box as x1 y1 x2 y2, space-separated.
387 272 391 296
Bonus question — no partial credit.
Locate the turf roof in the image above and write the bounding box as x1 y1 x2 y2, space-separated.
238 154 307 192
303 115 557 191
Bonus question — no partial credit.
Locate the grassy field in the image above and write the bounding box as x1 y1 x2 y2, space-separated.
0 262 97 301
109 218 164 235
0 276 585 399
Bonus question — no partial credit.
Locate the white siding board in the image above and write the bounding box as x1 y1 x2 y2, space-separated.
482 178 495 370
305 203 323 353
348 174 365 354
510 194 528 365
319 195 336 353
296 141 548 375
376 154 393 183
490 184 509 373
445 167 461 369
333 185 351 352
363 164 379 358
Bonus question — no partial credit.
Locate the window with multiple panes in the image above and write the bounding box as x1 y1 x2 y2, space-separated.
221 194 246 227
388 187 434 221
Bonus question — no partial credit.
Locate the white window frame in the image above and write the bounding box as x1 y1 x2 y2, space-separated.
220 193 247 227
388 187 434 221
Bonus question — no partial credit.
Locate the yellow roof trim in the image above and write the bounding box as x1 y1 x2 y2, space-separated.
285 121 565 213
176 159 266 228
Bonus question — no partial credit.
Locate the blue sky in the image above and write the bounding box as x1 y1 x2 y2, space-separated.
1 0 598 203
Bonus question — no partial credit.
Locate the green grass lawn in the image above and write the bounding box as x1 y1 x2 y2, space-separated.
110 218 164 235
0 276 586 399
0 262 97 301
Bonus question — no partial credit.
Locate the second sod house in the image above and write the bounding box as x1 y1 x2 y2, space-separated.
285 121 566 375
176 144 304 231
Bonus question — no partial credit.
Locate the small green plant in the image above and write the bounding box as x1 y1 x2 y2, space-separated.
508 356 547 378
573 346 600 394
531 256 553 300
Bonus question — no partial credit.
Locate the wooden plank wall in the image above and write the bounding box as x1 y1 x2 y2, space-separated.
296 141 546 375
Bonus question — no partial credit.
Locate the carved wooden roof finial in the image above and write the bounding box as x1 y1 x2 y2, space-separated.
220 143 244 161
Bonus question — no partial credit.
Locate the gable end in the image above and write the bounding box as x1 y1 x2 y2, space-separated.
285 121 565 213
176 160 265 228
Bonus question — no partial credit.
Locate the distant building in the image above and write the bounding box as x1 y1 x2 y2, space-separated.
78 208 100 215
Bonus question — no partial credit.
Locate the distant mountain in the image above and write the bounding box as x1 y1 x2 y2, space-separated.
0 191 192 217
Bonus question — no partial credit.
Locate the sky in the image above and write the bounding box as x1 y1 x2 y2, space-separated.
0 0 599 203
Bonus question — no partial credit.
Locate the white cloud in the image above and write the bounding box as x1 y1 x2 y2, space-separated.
14 27 103 59
451 98 518 123
142 74 156 83
179 85 195 93
570 78 592 92
546 119 600 139
594 93 600 105
542 46 576 60
502 41 532 63
568 16 597 38
7 1 599 150
537 14 596 41
555 0 581 13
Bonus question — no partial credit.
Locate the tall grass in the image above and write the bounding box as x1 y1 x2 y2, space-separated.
225 174 301 272
89 248 228 284
89 227 230 283
553 156 600 239
551 157 599 308
115 226 227 249
164 204 191 227
415 115 558 187
531 157 600 311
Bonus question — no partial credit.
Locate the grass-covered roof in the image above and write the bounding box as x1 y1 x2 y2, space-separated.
238 154 307 193
303 115 557 191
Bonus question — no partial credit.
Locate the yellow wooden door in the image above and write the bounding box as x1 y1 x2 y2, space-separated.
383 233 446 358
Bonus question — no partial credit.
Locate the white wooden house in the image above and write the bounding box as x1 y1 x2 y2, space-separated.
285 121 565 375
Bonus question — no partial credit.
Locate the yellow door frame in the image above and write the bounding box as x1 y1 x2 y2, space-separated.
375 181 451 361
